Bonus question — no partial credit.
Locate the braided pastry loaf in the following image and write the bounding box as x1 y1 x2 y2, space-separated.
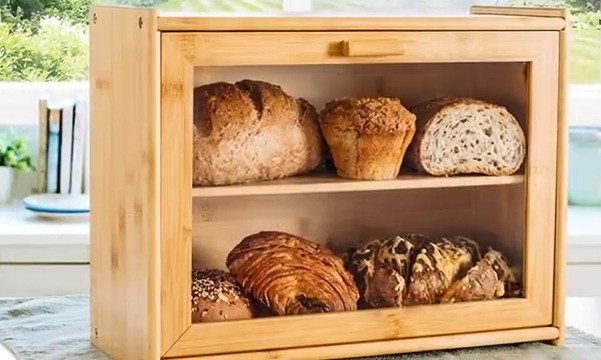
405 97 526 176
345 234 519 308
226 231 359 316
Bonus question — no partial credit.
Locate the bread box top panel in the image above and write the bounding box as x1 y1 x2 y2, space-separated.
157 11 566 32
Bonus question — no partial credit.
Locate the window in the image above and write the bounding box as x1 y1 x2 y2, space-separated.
0 0 598 124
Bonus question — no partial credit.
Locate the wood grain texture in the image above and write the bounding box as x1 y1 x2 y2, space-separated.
89 5 160 360
523 31 560 323
165 299 550 358
552 10 571 347
194 62 529 130
470 5 568 19
169 327 559 360
160 33 194 356
192 186 523 270
156 13 565 32
169 31 562 67
163 28 560 357
86 7 565 358
193 174 524 198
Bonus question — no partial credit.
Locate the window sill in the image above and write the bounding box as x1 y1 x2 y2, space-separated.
0 205 89 263
0 204 599 264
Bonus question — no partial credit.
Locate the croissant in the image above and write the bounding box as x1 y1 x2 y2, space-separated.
441 248 518 303
225 231 359 316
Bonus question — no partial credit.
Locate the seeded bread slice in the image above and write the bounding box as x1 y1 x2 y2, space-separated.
406 97 526 176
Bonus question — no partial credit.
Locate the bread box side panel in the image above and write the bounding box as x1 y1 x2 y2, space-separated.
89 5 161 360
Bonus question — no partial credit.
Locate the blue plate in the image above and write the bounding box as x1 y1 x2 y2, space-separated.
22 194 90 214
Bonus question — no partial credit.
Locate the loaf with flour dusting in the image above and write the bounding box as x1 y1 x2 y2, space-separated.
193 80 326 186
405 97 526 176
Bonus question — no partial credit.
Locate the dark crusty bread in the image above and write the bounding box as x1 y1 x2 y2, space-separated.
441 249 518 303
405 236 481 306
405 97 526 176
191 268 254 323
319 97 416 180
193 80 326 186
344 234 431 309
226 231 359 316
346 234 521 307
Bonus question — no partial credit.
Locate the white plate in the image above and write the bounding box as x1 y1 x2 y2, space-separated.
22 194 90 215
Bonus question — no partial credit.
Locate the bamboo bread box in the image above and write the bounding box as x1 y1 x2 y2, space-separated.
89 5 569 359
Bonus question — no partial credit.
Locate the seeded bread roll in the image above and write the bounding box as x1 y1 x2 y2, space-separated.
191 268 254 323
319 97 416 180
405 97 526 176
193 80 326 186
441 248 517 304
344 234 431 309
226 231 359 316
405 236 481 306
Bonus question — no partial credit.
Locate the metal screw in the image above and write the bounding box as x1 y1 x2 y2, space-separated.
93 13 97 24
138 17 143 28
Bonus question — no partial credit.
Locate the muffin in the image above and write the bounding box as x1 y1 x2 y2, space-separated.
319 97 417 180
191 268 255 323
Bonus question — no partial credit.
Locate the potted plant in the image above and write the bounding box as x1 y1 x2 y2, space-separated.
0 133 35 204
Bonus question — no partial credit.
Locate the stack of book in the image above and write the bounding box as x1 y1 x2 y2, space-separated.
37 98 90 195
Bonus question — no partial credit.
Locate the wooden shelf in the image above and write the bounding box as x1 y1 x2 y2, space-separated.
192 173 525 198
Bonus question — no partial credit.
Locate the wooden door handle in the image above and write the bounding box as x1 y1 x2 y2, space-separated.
340 39 405 57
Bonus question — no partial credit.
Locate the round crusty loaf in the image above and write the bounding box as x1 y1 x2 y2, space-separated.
193 80 326 186
191 268 254 323
226 231 359 316
319 97 416 180
405 97 526 176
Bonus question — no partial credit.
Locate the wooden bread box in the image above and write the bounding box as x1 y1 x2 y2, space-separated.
89 5 569 359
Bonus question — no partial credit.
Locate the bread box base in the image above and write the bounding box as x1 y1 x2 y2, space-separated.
170 327 560 360
89 5 568 360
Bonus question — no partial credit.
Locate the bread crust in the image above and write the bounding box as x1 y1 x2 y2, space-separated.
191 268 255 323
319 97 417 180
441 249 519 303
321 98 416 135
344 234 430 309
226 231 359 316
406 97 526 176
405 236 481 306
193 80 327 186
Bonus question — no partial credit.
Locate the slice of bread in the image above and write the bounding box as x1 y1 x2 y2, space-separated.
406 97 526 176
